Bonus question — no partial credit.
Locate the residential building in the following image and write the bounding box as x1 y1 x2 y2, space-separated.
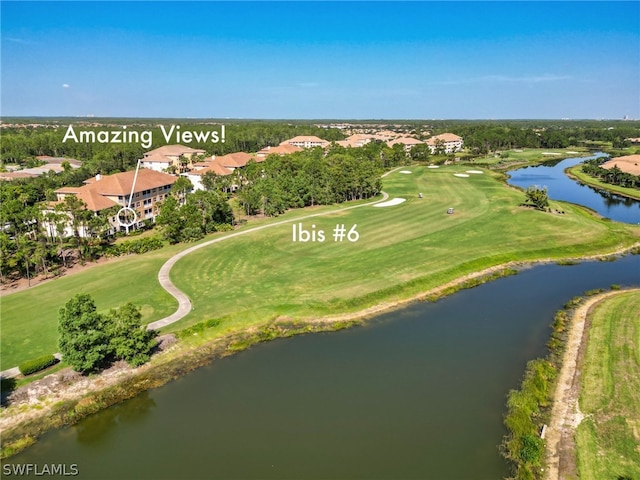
387 137 424 152
256 144 303 158
46 169 178 235
140 144 206 172
280 136 329 149
214 152 258 170
426 133 464 154
0 156 81 181
335 134 374 148
183 157 234 191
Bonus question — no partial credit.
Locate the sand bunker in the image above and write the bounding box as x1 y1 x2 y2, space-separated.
542 152 561 156
566 151 579 154
453 173 470 178
466 170 483 174
399 170 412 174
427 165 440 169
373 198 407 207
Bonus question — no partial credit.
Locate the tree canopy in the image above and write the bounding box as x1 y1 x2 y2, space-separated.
58 294 156 373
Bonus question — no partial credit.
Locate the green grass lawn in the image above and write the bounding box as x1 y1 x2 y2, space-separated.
575 290 640 480
0 198 383 369
1 165 639 369
166 165 638 333
470 147 589 166
567 164 640 201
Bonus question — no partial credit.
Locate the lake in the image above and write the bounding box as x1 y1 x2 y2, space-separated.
8 255 640 479
506 153 640 224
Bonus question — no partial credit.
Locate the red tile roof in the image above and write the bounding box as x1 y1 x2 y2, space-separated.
387 137 423 147
257 144 303 156
426 133 463 145
144 144 206 157
215 152 255 168
55 169 178 212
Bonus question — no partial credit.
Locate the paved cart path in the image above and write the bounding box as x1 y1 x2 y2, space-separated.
1 175 399 379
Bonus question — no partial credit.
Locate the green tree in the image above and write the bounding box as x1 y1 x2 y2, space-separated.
58 294 110 373
410 143 431 162
106 303 156 367
171 176 194 202
524 186 549 211
187 190 233 232
155 195 182 243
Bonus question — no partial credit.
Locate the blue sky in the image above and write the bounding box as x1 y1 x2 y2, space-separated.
1 1 638 119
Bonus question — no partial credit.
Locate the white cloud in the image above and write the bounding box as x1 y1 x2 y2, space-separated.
62 84 70 88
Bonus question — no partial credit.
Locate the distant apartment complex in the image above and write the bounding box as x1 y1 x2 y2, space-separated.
0 156 81 181
280 136 330 149
256 144 303 157
387 137 425 152
39 128 466 237
184 152 261 190
425 133 464 154
140 145 206 172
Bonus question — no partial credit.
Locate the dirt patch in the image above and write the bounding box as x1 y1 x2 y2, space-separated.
0 334 177 428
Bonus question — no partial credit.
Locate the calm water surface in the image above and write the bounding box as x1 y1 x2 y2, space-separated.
9 256 640 480
506 153 640 224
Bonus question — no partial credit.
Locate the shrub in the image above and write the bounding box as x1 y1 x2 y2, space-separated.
102 237 164 257
214 223 234 232
178 318 223 338
18 355 59 376
563 296 582 309
584 288 605 296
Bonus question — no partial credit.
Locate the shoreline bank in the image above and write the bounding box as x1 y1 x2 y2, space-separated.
565 165 640 201
543 288 640 480
2 244 639 460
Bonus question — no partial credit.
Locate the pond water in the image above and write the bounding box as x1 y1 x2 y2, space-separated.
9 255 640 480
506 153 640 224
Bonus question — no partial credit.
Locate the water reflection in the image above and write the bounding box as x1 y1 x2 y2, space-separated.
11 256 640 480
506 153 640 224
76 391 156 444
578 182 638 208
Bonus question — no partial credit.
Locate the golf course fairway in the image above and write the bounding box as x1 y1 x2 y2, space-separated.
2 165 639 369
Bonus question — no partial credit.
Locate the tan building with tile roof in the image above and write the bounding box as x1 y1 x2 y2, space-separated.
256 144 303 158
184 157 235 191
140 144 206 172
426 133 464 154
215 152 257 169
48 169 178 235
335 134 375 148
280 136 329 149
387 137 424 152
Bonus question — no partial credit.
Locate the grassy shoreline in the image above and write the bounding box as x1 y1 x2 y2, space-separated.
566 164 640 201
4 162 639 369
503 288 640 480
2 162 640 459
2 246 639 460
575 290 640 479
0 265 518 459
